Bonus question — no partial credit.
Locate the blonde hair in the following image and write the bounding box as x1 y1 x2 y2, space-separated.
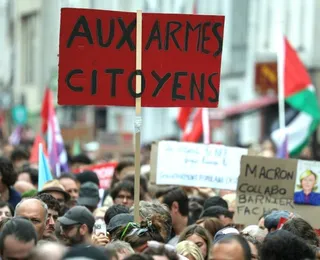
176 241 204 260
297 170 318 191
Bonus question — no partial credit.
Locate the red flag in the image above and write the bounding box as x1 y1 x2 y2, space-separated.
29 134 48 163
41 88 51 134
181 108 203 142
177 108 193 129
283 37 312 97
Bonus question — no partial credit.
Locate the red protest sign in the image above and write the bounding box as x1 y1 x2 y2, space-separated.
73 162 117 189
58 8 224 108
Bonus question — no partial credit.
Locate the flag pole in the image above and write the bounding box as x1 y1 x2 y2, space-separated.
133 10 142 223
277 14 286 132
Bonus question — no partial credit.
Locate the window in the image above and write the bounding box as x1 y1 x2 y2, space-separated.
21 13 37 84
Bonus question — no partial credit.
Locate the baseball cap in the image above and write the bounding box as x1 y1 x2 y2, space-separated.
62 244 108 260
107 213 134 233
58 206 95 230
201 206 234 219
204 196 228 210
78 182 100 208
213 227 240 243
264 210 291 231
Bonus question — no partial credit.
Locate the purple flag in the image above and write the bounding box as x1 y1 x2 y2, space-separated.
46 90 69 177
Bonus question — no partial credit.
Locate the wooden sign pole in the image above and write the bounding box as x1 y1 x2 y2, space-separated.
133 10 142 223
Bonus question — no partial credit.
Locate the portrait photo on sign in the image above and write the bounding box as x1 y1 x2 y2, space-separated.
294 160 320 206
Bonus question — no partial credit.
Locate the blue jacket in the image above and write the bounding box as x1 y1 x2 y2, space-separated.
8 187 21 209
294 191 320 206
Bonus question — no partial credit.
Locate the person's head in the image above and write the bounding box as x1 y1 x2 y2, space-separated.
104 204 129 225
200 206 234 226
76 170 100 187
61 244 107 260
0 201 13 222
297 169 318 193
59 173 80 206
105 240 135 259
38 180 71 210
0 217 37 260
123 174 149 201
34 193 60 238
160 187 189 232
14 180 35 194
196 217 224 238
110 159 135 188
260 230 315 260
136 201 172 242
0 157 17 188
107 213 134 239
176 240 204 260
111 181 135 208
189 201 203 224
70 154 92 170
203 196 228 211
143 243 179 260
17 167 38 187
117 215 165 252
27 241 67 260
222 193 237 213
179 224 212 260
10 148 29 170
241 234 261 260
211 234 251 260
14 198 48 239
78 181 100 212
58 205 95 246
240 225 267 244
282 217 319 247
264 210 290 232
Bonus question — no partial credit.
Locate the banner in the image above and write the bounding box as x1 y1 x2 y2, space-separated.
151 141 247 190
58 8 224 108
234 156 320 228
74 162 117 189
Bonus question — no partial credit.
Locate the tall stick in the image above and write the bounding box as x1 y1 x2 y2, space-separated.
277 11 286 132
133 10 142 223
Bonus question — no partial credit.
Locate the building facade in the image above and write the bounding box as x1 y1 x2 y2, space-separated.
1 0 319 145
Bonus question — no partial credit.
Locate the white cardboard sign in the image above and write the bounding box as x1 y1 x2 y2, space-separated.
154 141 248 190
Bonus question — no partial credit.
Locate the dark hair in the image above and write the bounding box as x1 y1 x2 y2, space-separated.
189 201 203 224
0 217 37 254
143 245 179 260
0 201 14 217
162 187 189 216
215 234 251 260
17 167 38 185
123 174 148 194
76 170 99 187
104 204 129 225
34 193 60 213
196 217 224 238
260 230 315 260
282 218 319 247
204 196 228 210
10 148 30 162
200 206 233 219
70 154 92 165
58 172 78 182
0 157 17 186
110 159 135 189
124 254 153 260
110 181 135 201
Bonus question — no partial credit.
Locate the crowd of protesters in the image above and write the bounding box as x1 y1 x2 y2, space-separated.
0 137 318 260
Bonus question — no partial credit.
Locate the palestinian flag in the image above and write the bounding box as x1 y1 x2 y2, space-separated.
271 36 320 156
